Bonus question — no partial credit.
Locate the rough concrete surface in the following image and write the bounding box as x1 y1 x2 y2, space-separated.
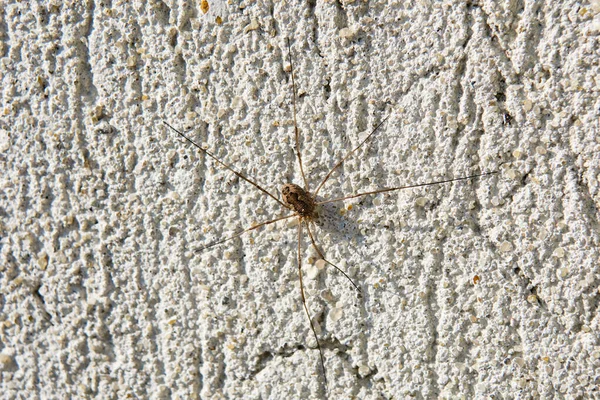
1 0 600 399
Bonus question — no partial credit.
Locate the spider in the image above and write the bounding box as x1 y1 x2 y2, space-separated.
163 39 498 392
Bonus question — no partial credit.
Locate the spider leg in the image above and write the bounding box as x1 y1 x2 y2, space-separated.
305 221 361 292
164 121 289 209
317 170 500 205
286 39 309 192
297 220 328 389
314 116 390 196
196 214 296 252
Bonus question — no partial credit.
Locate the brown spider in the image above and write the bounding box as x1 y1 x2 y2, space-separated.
164 39 498 392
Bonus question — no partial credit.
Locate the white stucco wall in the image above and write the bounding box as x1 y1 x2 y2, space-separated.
1 0 599 399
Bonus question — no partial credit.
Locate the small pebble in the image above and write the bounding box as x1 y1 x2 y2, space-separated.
415 197 427 207
557 267 569 279
512 149 524 159
499 241 513 252
553 247 565 258
536 146 547 155
0 353 15 370
527 294 538 304
358 363 370 376
513 357 526 367
329 307 343 322
244 19 260 33
339 27 356 39
38 252 48 270
306 265 320 280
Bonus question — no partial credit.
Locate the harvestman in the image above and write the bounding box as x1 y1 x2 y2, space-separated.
163 40 499 389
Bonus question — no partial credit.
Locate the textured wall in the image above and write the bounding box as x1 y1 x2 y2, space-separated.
1 0 599 398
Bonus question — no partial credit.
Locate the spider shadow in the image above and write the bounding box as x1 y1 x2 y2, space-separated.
312 200 367 252
311 196 434 304
308 198 396 296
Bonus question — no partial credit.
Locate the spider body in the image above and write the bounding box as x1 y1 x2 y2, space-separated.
282 183 317 219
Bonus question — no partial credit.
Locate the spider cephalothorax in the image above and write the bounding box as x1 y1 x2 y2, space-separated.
282 183 316 219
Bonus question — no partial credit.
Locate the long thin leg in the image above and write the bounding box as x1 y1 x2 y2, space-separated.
164 121 289 209
286 39 309 191
297 221 328 388
314 115 390 197
197 213 296 252
317 170 499 205
305 221 361 292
